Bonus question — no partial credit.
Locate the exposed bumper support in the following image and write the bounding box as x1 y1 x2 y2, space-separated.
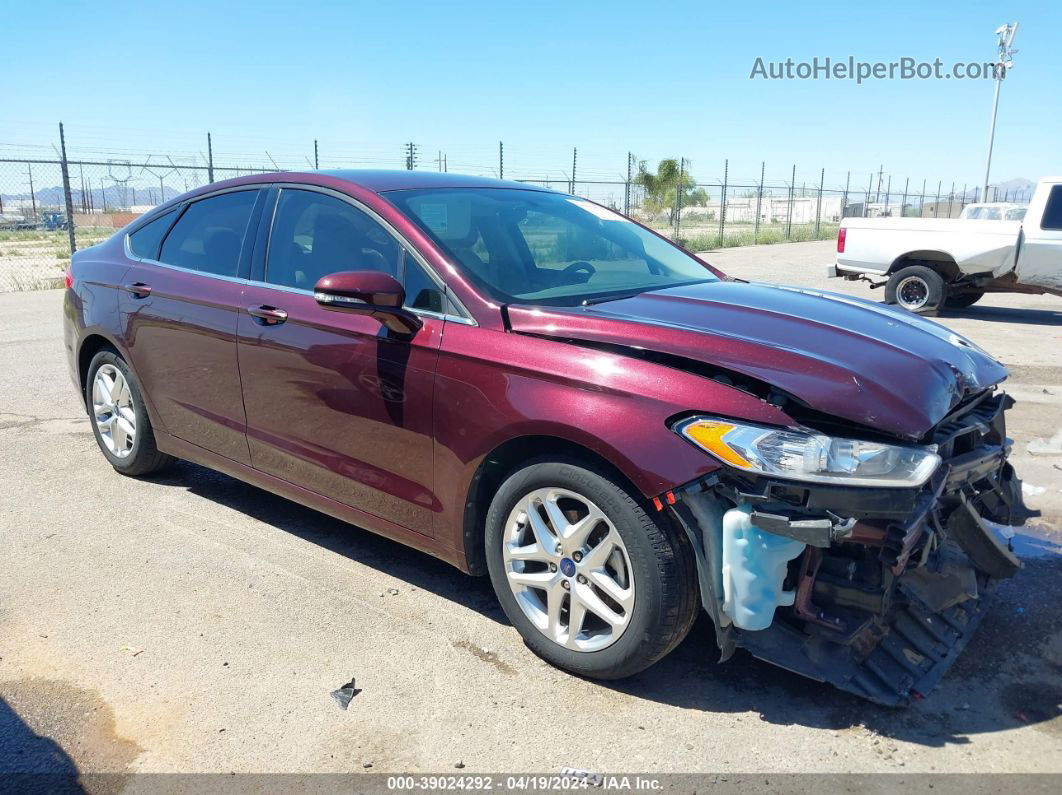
665 391 1027 705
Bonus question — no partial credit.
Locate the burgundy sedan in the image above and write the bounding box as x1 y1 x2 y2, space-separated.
64 171 1025 704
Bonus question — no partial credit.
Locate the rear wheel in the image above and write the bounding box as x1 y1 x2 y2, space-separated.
485 458 698 679
85 349 173 476
885 265 946 313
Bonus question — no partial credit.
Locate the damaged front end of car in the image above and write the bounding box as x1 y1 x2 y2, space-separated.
664 389 1026 706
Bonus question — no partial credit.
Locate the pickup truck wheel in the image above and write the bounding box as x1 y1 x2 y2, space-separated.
485 458 698 680
886 265 945 313
944 289 985 309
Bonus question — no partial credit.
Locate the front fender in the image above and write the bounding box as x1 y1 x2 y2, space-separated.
431 323 796 560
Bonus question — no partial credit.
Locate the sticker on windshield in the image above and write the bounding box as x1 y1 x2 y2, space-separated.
566 198 630 222
417 202 450 234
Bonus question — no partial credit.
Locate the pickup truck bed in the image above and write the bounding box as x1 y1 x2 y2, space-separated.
833 177 1062 312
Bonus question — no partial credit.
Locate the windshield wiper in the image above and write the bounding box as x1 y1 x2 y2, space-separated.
580 279 717 306
581 291 647 306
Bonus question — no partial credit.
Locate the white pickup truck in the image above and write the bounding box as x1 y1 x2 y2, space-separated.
831 176 1062 313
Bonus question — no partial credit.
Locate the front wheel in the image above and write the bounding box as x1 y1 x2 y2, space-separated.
885 265 945 313
485 458 698 679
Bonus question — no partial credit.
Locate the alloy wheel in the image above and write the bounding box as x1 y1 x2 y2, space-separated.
501 487 635 652
895 275 930 310
92 364 137 458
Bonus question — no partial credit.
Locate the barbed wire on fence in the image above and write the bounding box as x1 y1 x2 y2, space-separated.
0 125 1029 292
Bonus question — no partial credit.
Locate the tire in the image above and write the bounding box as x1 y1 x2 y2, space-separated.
85 349 173 476
944 289 985 310
885 265 945 313
485 457 699 680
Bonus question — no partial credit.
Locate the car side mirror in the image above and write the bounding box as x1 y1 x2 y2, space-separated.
313 271 422 336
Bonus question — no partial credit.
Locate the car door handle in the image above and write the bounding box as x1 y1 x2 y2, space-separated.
247 305 288 326
123 281 152 299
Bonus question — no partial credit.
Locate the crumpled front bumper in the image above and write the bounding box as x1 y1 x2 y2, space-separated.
666 390 1026 706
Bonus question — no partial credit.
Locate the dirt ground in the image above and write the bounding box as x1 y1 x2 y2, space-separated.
1 241 1060 782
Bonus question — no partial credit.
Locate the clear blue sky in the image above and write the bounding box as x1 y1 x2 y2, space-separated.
2 0 1058 191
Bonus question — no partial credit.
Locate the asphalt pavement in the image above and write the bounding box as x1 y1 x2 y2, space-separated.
1 241 1060 778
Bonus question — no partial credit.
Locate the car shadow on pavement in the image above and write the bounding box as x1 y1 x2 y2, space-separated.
600 552 1062 748
147 461 1062 749
148 460 507 625
0 696 84 792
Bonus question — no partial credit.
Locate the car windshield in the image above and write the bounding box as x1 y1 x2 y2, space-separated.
384 187 717 306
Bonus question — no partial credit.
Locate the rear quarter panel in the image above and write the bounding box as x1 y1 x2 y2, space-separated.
64 241 131 396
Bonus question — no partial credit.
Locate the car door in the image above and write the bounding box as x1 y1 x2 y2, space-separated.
119 188 266 464
1016 184 1062 291
236 187 451 536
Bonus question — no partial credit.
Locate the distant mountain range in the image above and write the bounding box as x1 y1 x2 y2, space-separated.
965 177 1035 202
0 183 179 211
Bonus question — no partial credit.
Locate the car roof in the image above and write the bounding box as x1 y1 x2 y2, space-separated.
240 169 556 194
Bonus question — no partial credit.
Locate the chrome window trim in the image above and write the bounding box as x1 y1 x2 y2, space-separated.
122 240 476 326
125 183 266 237
266 182 477 325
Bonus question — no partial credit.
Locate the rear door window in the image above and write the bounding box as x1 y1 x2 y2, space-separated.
128 209 178 259
159 190 259 277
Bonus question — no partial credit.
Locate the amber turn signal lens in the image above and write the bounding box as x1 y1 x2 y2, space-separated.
680 420 752 469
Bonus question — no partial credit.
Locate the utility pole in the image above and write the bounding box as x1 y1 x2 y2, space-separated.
405 142 418 170
207 132 214 183
498 141 504 179
785 164 795 237
624 152 632 216
314 139 319 169
674 157 685 238
571 147 577 194
875 164 884 203
814 167 824 235
718 159 729 243
27 164 37 221
983 22 1019 202
754 161 765 240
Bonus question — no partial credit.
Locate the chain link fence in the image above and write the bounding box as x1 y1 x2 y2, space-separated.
521 174 984 252
0 157 277 291
0 150 999 293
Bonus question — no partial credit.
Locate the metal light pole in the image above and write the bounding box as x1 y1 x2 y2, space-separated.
982 22 1019 202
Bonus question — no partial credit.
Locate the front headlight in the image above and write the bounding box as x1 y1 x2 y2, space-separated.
675 417 940 488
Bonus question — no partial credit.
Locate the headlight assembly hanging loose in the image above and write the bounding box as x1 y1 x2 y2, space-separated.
675 417 940 488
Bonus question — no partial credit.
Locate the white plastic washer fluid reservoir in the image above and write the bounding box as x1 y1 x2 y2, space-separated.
721 505 806 631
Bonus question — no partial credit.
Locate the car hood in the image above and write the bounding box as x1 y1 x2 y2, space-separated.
506 280 1008 439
